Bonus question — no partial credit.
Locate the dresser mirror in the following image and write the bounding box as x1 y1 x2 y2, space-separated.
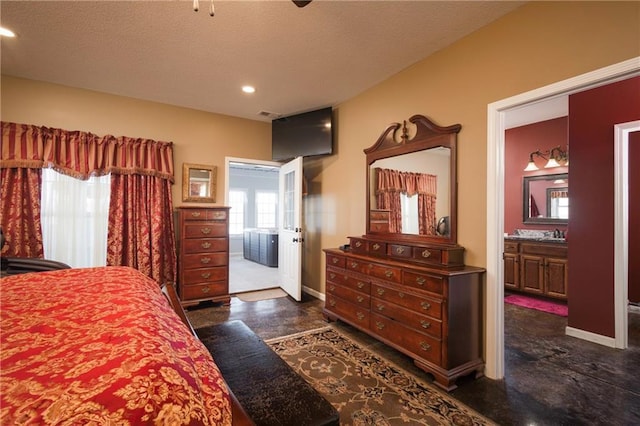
365 115 460 245
182 163 217 203
523 172 569 224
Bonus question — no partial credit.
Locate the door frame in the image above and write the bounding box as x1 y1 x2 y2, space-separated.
485 57 640 380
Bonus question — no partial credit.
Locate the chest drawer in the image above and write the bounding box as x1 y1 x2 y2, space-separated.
182 238 227 254
388 244 412 259
182 252 227 269
184 222 227 239
327 267 371 293
366 262 402 284
181 282 228 299
371 299 442 339
326 295 370 328
371 283 442 320
182 266 227 284
326 253 346 269
412 246 443 264
371 313 441 366
183 209 228 221
349 237 368 254
326 283 370 308
403 270 444 295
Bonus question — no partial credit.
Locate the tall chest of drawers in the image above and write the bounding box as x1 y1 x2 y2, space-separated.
323 247 485 391
177 206 231 306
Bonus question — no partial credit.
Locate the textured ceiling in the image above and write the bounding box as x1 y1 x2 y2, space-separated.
1 1 525 122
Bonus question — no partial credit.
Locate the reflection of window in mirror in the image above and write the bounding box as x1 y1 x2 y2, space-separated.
548 188 569 219
400 194 419 234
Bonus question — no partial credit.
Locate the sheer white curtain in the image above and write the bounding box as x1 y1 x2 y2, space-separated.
40 168 111 268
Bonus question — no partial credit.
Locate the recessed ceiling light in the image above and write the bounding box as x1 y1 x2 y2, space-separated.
0 27 16 38
242 86 256 94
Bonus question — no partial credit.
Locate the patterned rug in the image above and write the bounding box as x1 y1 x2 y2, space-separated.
266 326 495 426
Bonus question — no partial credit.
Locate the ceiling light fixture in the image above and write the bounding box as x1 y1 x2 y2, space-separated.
0 27 16 38
193 0 215 17
242 86 256 94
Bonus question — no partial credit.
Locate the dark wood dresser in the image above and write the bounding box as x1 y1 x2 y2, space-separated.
176 206 231 306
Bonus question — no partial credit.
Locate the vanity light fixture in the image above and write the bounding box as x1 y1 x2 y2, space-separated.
523 146 568 171
0 27 16 37
193 0 215 16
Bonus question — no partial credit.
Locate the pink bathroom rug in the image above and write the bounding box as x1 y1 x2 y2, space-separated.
504 294 568 317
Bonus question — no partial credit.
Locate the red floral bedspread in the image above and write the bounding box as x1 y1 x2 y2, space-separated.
0 266 231 425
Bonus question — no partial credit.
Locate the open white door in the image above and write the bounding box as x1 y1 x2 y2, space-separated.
278 156 303 301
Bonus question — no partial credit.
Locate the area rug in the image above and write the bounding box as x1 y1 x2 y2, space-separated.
235 287 288 302
266 327 495 426
504 294 568 317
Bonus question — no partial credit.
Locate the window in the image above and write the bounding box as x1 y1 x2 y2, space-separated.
256 191 277 228
40 168 111 267
228 190 246 235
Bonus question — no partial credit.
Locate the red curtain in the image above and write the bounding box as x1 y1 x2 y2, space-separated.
1 122 176 283
375 168 438 235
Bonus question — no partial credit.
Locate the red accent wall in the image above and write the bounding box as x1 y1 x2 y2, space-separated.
629 130 640 304
504 117 569 234
568 76 640 337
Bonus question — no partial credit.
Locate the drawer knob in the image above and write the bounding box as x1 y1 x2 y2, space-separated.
329 285 336 292
201 242 212 249
357 295 364 303
201 286 210 293
329 299 336 307
372 243 380 250
200 257 211 264
357 282 365 289
421 301 431 311
421 249 431 258
420 342 431 351
376 304 384 311
330 273 336 279
201 227 211 235
385 270 393 278
416 277 426 286
350 262 358 269
375 321 385 330
420 320 431 329
356 312 365 320
355 241 362 248
398 292 405 298
395 247 405 255
201 272 211 279
377 288 385 296
332 257 339 264
191 211 202 218
213 212 225 219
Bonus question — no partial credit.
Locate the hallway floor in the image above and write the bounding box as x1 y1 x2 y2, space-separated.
186 294 640 425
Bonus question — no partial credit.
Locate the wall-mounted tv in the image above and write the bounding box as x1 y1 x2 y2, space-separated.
272 107 333 161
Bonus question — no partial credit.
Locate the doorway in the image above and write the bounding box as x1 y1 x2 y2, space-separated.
485 57 640 380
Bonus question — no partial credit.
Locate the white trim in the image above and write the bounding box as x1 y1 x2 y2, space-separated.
486 57 640 380
303 285 325 301
224 156 283 205
565 326 616 348
614 120 640 349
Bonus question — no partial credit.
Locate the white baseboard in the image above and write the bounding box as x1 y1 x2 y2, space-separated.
565 326 616 348
303 285 325 301
629 304 640 314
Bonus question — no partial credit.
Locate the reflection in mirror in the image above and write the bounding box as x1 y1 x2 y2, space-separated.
370 147 450 236
523 173 568 224
183 163 217 203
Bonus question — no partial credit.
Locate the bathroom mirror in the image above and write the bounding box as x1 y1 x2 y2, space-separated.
523 173 568 224
182 163 217 203
365 115 460 245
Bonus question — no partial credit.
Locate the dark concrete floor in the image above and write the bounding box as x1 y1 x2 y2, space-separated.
186 294 640 426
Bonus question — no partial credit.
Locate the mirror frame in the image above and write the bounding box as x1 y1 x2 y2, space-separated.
182 163 217 203
522 172 568 225
365 114 460 245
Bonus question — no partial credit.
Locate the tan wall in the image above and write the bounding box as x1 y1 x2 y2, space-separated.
0 76 272 205
309 1 640 293
2 2 639 297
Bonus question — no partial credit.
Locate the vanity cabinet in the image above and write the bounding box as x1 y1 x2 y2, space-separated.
504 239 568 300
177 206 231 306
324 248 484 391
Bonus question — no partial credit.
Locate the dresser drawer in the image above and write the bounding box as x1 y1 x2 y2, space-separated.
182 238 227 254
326 283 370 308
326 253 346 269
403 270 444 295
367 241 387 256
371 283 442 320
371 313 441 365
345 258 368 274
183 209 228 221
184 223 227 238
181 282 228 299
349 237 368 254
326 267 347 285
412 246 443 264
182 252 227 269
366 262 402 284
326 295 369 328
388 244 412 259
371 299 442 339
182 267 227 284
504 241 519 253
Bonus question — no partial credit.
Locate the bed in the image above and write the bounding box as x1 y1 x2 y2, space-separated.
0 265 252 425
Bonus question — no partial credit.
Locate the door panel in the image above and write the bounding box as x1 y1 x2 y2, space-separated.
279 157 303 301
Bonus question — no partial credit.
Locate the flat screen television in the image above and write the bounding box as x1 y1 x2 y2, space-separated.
272 107 333 161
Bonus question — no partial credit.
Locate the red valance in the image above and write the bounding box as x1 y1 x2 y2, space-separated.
1 122 174 182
